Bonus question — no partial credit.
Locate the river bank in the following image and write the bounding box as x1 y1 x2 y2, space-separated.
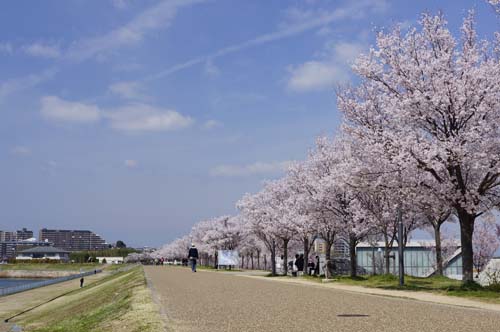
1 266 164 332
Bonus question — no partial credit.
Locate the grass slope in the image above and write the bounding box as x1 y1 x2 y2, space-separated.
15 266 164 332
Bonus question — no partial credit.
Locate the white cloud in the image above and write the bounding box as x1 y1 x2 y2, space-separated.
146 0 387 80
203 119 222 129
40 96 101 123
0 68 57 102
39 96 193 132
0 42 13 54
210 161 292 177
23 43 61 58
111 0 128 9
327 41 365 63
287 41 365 92
204 60 220 77
67 0 205 61
287 61 347 92
106 104 193 132
124 159 138 168
109 81 148 100
11 146 31 156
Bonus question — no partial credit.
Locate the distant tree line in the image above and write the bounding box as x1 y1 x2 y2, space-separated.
70 247 137 263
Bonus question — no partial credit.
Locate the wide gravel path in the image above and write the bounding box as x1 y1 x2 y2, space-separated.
145 266 500 332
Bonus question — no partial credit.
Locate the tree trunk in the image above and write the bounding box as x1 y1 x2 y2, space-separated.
325 241 333 279
349 234 358 278
264 254 267 271
457 208 476 283
384 245 391 275
214 251 218 269
303 237 310 275
251 253 254 270
257 250 261 270
270 240 277 276
283 238 289 276
434 226 443 276
371 247 376 275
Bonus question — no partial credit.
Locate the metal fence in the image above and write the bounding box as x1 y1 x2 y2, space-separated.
0 269 102 297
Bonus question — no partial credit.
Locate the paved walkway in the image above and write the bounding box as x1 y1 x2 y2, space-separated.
145 266 500 332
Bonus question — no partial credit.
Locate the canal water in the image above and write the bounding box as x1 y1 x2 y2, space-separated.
0 278 48 289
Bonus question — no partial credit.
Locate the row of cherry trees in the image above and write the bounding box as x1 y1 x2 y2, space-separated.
156 9 500 282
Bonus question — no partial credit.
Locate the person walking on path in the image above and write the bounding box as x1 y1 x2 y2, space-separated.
277 255 284 275
315 256 320 276
296 254 304 276
188 244 199 272
292 254 299 277
80 277 84 288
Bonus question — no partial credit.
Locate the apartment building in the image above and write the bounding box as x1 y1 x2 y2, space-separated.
0 231 17 242
16 228 34 241
39 228 107 251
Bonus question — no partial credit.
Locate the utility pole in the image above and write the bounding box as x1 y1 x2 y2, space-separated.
398 203 404 286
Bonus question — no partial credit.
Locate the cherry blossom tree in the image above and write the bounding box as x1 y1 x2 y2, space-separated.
420 200 454 276
338 12 500 282
285 138 345 278
190 215 245 268
155 235 191 261
286 162 322 276
473 218 500 277
333 133 426 275
238 191 280 275
260 179 297 276
239 233 262 269
488 0 500 14
319 137 376 277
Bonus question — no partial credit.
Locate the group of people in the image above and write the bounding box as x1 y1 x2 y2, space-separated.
280 254 320 276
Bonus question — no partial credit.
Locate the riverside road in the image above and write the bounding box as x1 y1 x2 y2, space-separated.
145 267 500 332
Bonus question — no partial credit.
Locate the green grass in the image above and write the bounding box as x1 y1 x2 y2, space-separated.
333 274 462 290
15 266 163 332
0 263 101 271
305 274 500 304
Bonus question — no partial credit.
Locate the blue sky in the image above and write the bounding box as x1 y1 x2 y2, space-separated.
1 0 498 247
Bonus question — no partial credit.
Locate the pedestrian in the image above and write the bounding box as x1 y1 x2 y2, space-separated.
315 255 320 276
288 260 293 274
80 277 84 288
308 258 315 276
277 255 284 274
296 254 304 276
292 254 299 277
188 244 199 272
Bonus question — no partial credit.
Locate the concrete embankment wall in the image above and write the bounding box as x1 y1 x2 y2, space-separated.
0 270 80 278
